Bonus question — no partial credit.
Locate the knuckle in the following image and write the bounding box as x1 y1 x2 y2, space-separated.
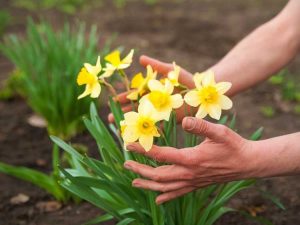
216 124 230 138
197 119 209 134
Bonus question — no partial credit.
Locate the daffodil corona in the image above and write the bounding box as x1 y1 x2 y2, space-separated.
121 101 160 151
127 65 157 100
140 79 183 121
77 56 102 99
184 70 232 120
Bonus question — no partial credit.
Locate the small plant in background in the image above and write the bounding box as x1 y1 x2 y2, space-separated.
260 106 275 118
51 50 273 224
0 10 11 37
0 19 113 202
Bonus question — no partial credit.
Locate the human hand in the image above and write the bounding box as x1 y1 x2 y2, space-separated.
108 55 195 123
124 116 257 205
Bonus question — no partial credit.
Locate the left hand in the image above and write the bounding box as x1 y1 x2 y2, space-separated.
124 117 257 205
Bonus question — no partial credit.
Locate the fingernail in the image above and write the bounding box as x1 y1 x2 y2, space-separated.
184 117 196 130
132 180 141 187
126 143 135 151
156 198 163 205
124 162 131 169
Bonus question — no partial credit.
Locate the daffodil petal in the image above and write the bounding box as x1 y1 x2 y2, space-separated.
78 85 92 99
139 135 153 152
202 70 215 86
207 104 222 120
184 90 200 107
219 95 233 110
126 91 139 100
153 108 172 121
195 104 208 118
171 94 184 109
124 111 139 125
131 73 144 89
90 83 101 98
121 49 134 66
216 82 232 95
105 50 121 66
123 126 139 143
148 79 164 91
193 72 205 89
84 56 101 76
77 68 90 85
138 100 155 118
164 79 174 94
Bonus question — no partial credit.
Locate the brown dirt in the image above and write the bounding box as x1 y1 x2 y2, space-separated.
0 0 300 224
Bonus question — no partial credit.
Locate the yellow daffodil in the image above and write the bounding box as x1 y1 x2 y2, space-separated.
102 49 134 77
121 101 161 151
127 65 157 100
184 70 232 120
140 79 183 121
77 56 102 99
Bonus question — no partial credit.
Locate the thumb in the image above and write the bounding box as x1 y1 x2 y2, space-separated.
182 117 228 142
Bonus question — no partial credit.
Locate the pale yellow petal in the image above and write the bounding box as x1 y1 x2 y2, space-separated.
219 95 233 110
148 79 164 91
90 83 101 98
126 91 139 100
164 79 174 94
146 65 157 80
207 104 222 120
124 111 139 125
138 99 155 117
171 94 183 109
184 90 200 107
78 85 92 99
216 82 232 95
131 73 144 89
193 72 205 89
122 126 139 143
84 56 101 76
120 49 134 67
202 70 215 86
139 135 153 152
153 108 172 121
195 104 208 118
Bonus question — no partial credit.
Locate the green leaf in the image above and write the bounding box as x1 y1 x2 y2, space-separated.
116 218 136 225
259 189 286 210
250 127 264 141
0 161 65 200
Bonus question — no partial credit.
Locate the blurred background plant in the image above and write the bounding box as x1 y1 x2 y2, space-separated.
0 10 11 37
11 0 158 14
0 19 113 202
269 69 300 115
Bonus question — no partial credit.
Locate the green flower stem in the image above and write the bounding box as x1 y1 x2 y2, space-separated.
158 127 170 146
102 80 118 97
52 143 59 178
119 69 130 91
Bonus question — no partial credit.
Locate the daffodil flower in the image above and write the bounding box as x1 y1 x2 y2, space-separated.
140 79 183 121
77 56 102 99
121 101 161 151
184 70 232 120
102 49 134 77
127 65 157 100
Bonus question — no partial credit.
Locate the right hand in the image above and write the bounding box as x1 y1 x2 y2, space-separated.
108 55 195 123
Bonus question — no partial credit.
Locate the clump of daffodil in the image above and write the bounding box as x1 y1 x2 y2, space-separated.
77 56 102 99
127 65 157 100
103 49 134 77
140 79 183 121
121 101 161 151
184 70 232 120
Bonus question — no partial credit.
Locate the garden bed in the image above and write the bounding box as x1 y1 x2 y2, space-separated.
0 0 300 224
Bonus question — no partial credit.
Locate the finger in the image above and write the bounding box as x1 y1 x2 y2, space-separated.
140 55 195 88
132 178 191 192
156 186 196 205
182 117 230 142
126 143 190 165
115 91 131 104
108 104 136 123
140 55 172 76
124 161 193 182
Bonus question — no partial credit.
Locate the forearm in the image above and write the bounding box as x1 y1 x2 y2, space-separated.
248 132 300 178
211 0 300 96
